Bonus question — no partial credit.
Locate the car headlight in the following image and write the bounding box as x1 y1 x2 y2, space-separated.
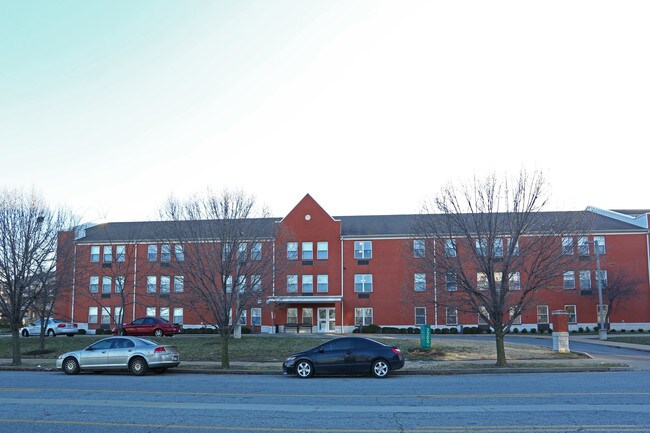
285 356 296 362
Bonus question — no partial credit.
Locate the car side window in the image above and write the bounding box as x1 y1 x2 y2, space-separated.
144 318 155 325
132 318 144 325
356 339 378 349
330 339 355 351
91 340 113 350
111 338 134 349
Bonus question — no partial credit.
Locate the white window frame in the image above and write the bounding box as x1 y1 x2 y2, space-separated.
90 246 100 262
414 273 426 292
445 307 458 326
562 237 574 255
537 305 549 324
174 244 184 261
509 272 520 291
414 240 425 258
160 307 170 321
478 306 489 325
89 276 99 293
563 271 576 290
317 275 328 293
146 306 156 317
114 306 123 325
302 275 313 293
509 307 522 325
174 276 184 293
251 242 262 260
101 307 111 324
354 241 372 259
102 276 111 294
317 242 328 260
103 245 112 263
477 272 488 290
147 276 157 293
493 238 503 257
147 244 158 262
161 244 171 262
444 239 456 257
173 307 184 324
301 308 313 325
286 308 298 324
446 273 457 291
565 305 577 324
593 236 606 255
354 274 373 293
302 242 313 260
415 307 426 326
287 275 298 293
116 245 126 262
115 276 125 293
287 242 298 260
579 270 592 290
88 307 98 323
597 304 608 323
160 276 171 293
250 308 261 326
577 236 589 255
355 308 373 326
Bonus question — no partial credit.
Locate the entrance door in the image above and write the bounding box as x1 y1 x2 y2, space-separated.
317 308 336 332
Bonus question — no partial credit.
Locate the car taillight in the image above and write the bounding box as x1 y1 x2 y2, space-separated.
391 347 401 354
57 324 66 328
154 347 166 353
73 324 78 328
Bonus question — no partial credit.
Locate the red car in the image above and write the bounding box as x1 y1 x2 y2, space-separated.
113 317 182 337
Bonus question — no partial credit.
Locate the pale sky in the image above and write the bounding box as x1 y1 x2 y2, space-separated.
1 1 648 223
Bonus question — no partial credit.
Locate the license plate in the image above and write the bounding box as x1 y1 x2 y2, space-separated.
172 356 178 361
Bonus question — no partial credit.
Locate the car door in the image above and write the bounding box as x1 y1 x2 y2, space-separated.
312 338 356 374
353 338 379 373
108 338 135 368
127 318 144 335
79 339 113 368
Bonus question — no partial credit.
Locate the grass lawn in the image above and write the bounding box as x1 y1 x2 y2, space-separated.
0 334 586 362
607 336 650 346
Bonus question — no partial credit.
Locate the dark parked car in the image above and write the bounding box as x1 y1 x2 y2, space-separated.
283 337 404 378
56 336 180 375
112 317 182 337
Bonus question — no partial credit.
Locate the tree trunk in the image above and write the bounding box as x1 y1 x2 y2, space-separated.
11 327 22 366
494 332 508 367
220 333 230 369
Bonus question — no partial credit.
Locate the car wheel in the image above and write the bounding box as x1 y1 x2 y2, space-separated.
371 359 390 378
129 357 149 376
47 329 56 337
21 329 29 337
154 328 164 337
119 329 127 336
295 360 313 378
66 334 74 337
154 368 167 374
63 357 80 375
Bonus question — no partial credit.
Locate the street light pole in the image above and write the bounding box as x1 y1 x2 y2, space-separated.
594 240 607 341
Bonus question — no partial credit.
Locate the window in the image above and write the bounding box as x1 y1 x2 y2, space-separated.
477 272 488 290
114 307 123 324
317 242 328 260
354 274 373 293
478 306 489 325
354 241 372 259
444 239 456 257
593 236 606 255
237 243 247 261
302 308 313 325
147 276 157 293
287 242 298 260
238 310 246 325
161 244 171 262
414 273 426 292
537 305 549 324
251 275 262 291
565 305 577 324
116 245 126 262
174 276 184 293
146 306 156 317
102 276 111 293
173 308 184 324
508 238 519 255
236 276 246 293
101 307 111 324
509 272 521 291
596 270 608 289
287 308 298 324
90 246 100 262
317 275 328 292
415 307 426 325
147 245 158 261
302 275 313 293
577 236 589 255
160 276 171 293
493 238 503 257
174 244 184 261
225 276 233 293
476 239 488 256
597 304 608 323
509 307 521 325
562 237 574 255
251 243 262 260
115 276 125 293
160 307 170 321
355 308 373 326
88 307 98 323
89 276 99 293
222 243 232 261
579 271 591 290
287 275 298 293
414 240 425 258
446 307 458 326
103 246 112 263
563 271 576 289
446 273 457 291
302 242 313 260
251 308 261 326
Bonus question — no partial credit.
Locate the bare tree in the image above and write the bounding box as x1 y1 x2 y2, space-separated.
0 188 76 365
410 171 582 367
159 188 280 368
601 269 643 328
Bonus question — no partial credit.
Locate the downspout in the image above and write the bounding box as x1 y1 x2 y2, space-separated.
433 238 438 329
132 244 138 321
340 238 344 334
646 233 650 289
71 243 77 322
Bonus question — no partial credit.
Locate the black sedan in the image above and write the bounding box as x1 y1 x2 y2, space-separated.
282 337 404 378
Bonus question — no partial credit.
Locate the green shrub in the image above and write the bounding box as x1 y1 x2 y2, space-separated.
530 328 537 334
241 326 251 334
362 324 381 334
621 329 626 333
433 328 441 334
578 327 584 333
77 329 87 335
381 326 399 334
441 328 450 334
639 329 645 333
521 328 528 334
512 328 519 334
450 328 458 334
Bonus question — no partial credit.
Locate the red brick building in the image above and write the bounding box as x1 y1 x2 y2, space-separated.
54 195 650 333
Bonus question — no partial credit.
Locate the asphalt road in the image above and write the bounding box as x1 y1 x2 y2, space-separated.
1 369 650 433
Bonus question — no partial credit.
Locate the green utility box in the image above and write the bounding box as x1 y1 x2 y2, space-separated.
420 324 431 349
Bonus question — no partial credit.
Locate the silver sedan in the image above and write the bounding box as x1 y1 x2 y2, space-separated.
56 336 181 376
